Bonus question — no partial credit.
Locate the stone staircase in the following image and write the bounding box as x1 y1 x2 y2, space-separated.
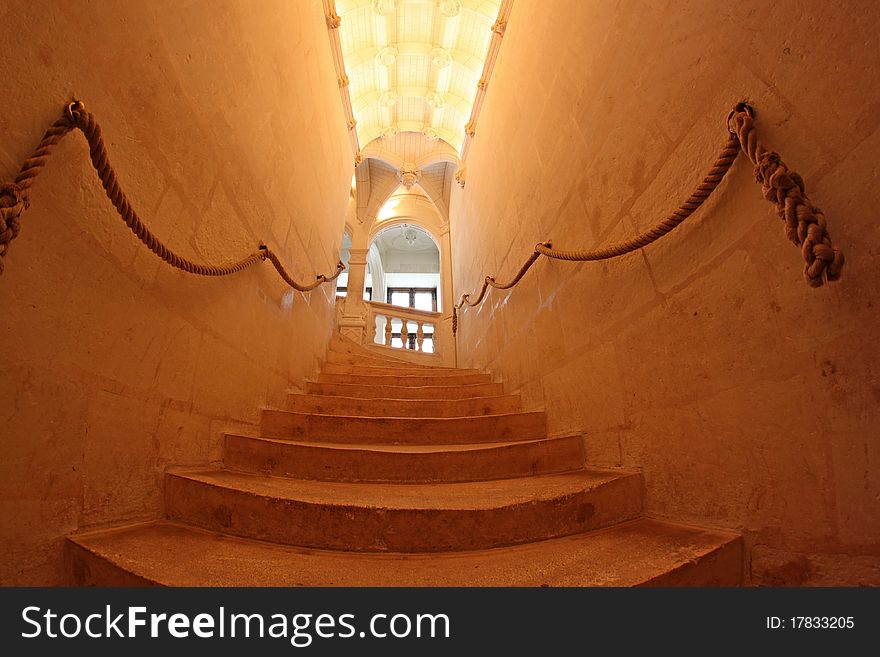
65 335 743 586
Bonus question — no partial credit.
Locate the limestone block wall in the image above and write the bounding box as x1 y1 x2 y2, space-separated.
451 0 880 585
0 0 351 583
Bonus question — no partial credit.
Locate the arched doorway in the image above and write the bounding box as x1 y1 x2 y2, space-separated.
367 223 440 309
336 157 457 365
367 223 440 351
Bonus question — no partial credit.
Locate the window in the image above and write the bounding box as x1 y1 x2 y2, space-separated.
336 286 372 300
386 287 438 312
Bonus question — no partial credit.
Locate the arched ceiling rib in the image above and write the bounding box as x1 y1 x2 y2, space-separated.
344 45 484 75
355 159 455 226
356 159 403 224
417 162 455 219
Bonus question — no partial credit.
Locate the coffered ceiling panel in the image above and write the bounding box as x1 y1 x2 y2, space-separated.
333 0 503 153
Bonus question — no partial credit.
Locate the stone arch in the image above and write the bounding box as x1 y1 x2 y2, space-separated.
367 221 443 311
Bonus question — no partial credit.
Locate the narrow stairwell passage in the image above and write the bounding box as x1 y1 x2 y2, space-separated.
66 336 743 586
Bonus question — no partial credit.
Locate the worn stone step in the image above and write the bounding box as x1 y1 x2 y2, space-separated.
164 468 643 552
359 345 448 368
65 518 743 586
223 434 583 482
317 371 491 386
321 362 479 377
305 380 504 399
325 349 441 368
327 335 416 363
260 409 547 444
287 392 522 417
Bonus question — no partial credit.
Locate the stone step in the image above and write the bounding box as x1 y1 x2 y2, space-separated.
358 346 448 368
325 349 442 368
164 468 643 552
329 335 450 368
223 434 584 482
327 336 416 363
259 409 547 444
66 518 743 586
287 392 522 417
317 371 491 386
321 362 479 377
305 380 505 400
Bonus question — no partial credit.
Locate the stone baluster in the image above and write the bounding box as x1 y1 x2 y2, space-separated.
416 321 424 352
384 315 393 346
400 318 409 350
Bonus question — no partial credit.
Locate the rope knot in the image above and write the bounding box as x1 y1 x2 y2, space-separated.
0 182 28 273
0 181 25 212
0 182 26 241
754 151 781 185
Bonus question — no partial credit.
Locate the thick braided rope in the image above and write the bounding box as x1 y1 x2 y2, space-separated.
452 103 845 333
728 104 844 287
453 127 740 319
535 133 740 262
0 117 74 273
454 246 548 310
0 101 344 288
261 246 345 292
0 183 24 273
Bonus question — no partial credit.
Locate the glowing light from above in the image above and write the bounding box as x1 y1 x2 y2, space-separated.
377 197 402 221
335 0 502 153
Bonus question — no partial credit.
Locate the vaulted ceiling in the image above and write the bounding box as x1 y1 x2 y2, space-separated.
355 158 454 224
334 0 502 154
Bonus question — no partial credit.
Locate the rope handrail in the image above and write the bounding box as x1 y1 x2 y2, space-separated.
452 103 844 334
0 101 345 290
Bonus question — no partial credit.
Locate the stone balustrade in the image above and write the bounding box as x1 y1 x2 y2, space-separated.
366 301 441 355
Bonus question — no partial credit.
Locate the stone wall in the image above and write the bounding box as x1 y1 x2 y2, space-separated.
451 0 880 585
0 0 351 583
